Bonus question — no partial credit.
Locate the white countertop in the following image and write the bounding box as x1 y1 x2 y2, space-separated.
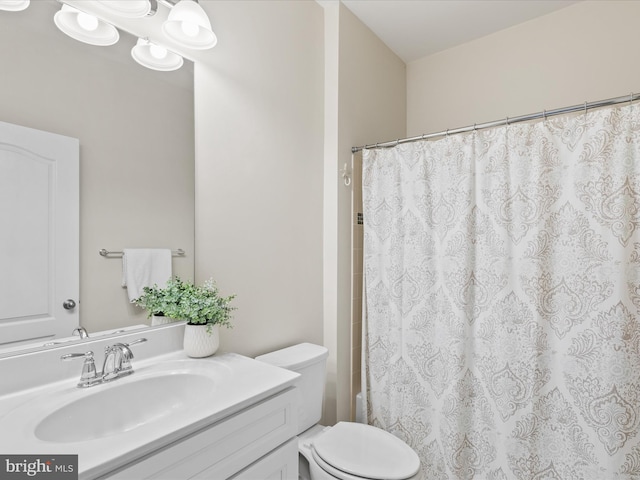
0 347 299 479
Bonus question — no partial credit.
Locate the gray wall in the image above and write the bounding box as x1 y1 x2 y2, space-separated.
407 1 640 135
194 0 325 358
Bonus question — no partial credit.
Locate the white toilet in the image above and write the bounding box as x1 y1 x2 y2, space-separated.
256 343 420 480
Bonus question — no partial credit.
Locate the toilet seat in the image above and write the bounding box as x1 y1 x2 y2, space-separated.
311 422 420 480
311 448 369 480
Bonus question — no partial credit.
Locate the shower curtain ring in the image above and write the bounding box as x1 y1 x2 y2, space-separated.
446 129 449 137
543 109 547 121
473 123 477 131
584 101 588 115
505 116 509 125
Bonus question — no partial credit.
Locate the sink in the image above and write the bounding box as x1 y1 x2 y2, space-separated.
35 373 216 443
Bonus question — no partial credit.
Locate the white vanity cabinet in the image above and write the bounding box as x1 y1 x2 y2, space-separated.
101 387 298 480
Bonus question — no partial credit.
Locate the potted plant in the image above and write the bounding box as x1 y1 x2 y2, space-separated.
136 276 236 357
178 279 235 357
134 277 185 326
176 277 236 357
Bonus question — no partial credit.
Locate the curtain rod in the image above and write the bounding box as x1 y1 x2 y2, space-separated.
351 92 639 154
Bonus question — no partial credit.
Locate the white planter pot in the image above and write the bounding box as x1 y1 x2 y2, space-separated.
151 314 175 326
183 324 220 358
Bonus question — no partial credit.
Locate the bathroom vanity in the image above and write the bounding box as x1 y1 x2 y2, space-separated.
0 324 300 479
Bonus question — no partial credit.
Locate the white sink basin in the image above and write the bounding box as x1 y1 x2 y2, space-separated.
35 373 216 443
25 358 232 444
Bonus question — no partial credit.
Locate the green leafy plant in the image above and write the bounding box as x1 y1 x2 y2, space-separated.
134 276 236 333
176 277 236 331
133 277 185 319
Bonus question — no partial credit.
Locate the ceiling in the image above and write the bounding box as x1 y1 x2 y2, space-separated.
341 0 579 63
59 1 580 66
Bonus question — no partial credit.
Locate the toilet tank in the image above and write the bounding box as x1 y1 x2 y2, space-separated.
256 343 329 434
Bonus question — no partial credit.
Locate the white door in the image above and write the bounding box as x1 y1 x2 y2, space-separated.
0 121 79 346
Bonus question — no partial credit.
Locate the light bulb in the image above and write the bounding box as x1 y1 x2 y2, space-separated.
149 44 168 60
180 20 199 37
77 12 99 31
162 0 216 49
131 37 183 71
54 4 119 46
0 0 30 12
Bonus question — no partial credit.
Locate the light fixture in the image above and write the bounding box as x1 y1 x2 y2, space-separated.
54 4 119 46
34 0 217 72
162 0 216 50
96 0 152 18
0 0 29 11
131 38 184 71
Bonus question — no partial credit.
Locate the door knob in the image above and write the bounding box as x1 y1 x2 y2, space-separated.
63 299 77 310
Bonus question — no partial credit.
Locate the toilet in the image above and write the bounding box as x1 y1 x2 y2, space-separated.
256 343 420 480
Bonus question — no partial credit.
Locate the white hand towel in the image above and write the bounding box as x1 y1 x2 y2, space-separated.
122 248 172 302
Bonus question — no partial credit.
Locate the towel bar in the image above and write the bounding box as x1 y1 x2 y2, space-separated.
99 248 185 257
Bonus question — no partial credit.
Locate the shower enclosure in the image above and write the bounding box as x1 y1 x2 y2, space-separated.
359 99 640 479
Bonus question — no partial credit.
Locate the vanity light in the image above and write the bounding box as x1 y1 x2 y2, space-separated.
46 0 216 72
162 0 216 50
0 0 30 11
96 0 152 19
54 4 119 46
131 38 184 71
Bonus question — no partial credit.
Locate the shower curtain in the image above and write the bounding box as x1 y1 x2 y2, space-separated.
362 103 640 480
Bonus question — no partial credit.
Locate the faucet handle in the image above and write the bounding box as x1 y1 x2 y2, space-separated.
60 350 93 361
61 351 99 388
125 337 147 348
113 343 134 361
119 338 147 372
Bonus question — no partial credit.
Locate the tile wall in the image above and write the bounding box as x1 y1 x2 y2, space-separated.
350 152 363 420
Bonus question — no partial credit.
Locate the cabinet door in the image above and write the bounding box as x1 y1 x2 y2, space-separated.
103 388 298 480
229 438 298 480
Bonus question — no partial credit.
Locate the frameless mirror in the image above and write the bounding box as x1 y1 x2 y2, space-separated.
0 0 195 356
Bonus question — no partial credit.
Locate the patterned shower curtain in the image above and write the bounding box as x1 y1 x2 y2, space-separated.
362 103 640 480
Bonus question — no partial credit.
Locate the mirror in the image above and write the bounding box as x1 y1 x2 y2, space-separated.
0 0 195 356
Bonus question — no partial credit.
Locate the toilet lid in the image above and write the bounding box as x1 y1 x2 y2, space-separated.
311 422 420 480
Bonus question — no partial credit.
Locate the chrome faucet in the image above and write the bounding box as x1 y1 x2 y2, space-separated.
61 338 147 388
43 326 90 346
102 343 135 381
72 327 89 339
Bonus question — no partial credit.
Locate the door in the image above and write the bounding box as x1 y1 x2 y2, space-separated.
0 121 79 346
